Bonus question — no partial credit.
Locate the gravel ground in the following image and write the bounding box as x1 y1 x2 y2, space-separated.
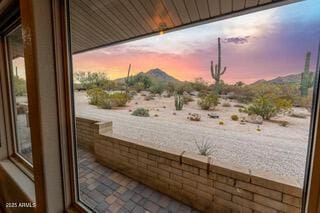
75 92 310 186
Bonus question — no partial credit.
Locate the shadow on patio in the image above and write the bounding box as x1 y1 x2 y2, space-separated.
78 148 198 213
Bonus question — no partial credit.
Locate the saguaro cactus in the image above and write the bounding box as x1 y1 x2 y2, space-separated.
175 94 183 110
300 52 313 96
211 37 227 94
125 64 131 93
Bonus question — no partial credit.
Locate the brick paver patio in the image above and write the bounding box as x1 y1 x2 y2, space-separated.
78 148 198 213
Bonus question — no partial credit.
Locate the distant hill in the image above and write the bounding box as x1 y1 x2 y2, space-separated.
252 72 314 85
115 68 180 84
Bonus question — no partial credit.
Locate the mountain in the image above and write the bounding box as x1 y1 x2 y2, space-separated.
145 68 180 83
114 68 180 83
252 72 314 85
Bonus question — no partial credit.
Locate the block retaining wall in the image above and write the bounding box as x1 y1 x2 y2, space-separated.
76 117 302 213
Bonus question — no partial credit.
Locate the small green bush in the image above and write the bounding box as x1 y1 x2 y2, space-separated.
75 72 111 90
149 84 165 95
133 82 145 92
198 93 219 110
245 96 292 120
87 88 105 105
131 108 150 117
111 92 128 107
231 114 239 121
219 121 224 125
87 89 128 109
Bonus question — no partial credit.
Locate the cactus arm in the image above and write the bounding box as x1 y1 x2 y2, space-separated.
218 37 221 72
300 52 313 96
221 66 227 75
210 61 215 79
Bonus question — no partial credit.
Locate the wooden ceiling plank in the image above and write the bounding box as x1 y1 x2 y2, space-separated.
172 0 191 24
246 0 259 8
93 0 137 38
208 0 221 17
221 0 233 14
160 0 182 26
233 0 246 11
70 8 114 44
195 0 210 20
74 0 126 40
104 0 141 36
120 0 153 32
71 24 108 50
131 0 159 31
71 30 101 52
184 0 200 22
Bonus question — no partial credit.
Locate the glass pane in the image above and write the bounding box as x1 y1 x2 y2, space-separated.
69 0 319 212
6 26 32 164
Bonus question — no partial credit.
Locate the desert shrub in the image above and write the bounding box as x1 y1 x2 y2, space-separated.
87 88 128 109
98 94 113 109
195 139 213 156
245 96 292 120
198 93 219 110
87 88 105 105
219 121 224 125
13 76 27 96
98 92 128 109
133 82 145 92
222 102 231 107
231 114 239 121
234 81 245 87
131 108 150 117
149 83 165 95
197 90 209 98
75 72 111 90
166 82 176 97
128 73 152 89
274 97 292 113
190 78 209 91
229 85 255 103
111 92 129 107
245 97 276 120
174 82 193 95
183 95 194 104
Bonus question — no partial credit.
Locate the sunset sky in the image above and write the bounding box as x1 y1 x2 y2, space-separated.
72 0 320 84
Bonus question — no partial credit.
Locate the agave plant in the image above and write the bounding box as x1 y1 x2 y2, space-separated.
195 138 214 156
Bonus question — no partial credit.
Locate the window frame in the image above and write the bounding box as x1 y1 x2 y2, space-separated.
61 1 320 212
0 18 33 178
1 0 319 212
4 24 33 170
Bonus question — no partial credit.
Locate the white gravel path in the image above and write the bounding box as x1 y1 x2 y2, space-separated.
75 92 310 186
